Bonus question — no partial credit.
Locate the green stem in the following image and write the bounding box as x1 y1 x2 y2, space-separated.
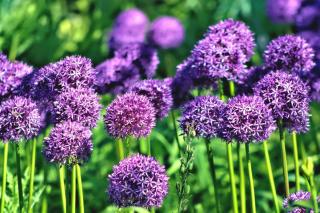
15 144 24 213
205 139 220 213
71 165 76 213
147 137 151 156
229 81 235 97
227 143 238 213
28 138 37 213
59 166 67 213
279 122 289 197
245 144 256 213
218 80 225 101
292 132 300 191
0 143 9 213
76 165 84 213
237 144 246 213
171 111 182 157
310 176 318 213
262 141 280 213
116 139 125 161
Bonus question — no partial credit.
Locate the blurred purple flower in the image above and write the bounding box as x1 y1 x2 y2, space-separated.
129 79 173 119
283 191 311 208
0 96 41 142
108 8 149 50
114 43 159 79
148 16 184 49
108 154 168 207
43 121 93 166
267 0 302 23
104 92 156 138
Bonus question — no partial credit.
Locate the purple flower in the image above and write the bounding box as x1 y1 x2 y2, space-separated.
53 87 101 128
206 19 255 60
0 53 33 99
298 31 320 63
43 121 93 166
283 191 311 208
32 55 94 101
220 95 276 143
263 35 315 75
253 71 310 133
104 92 156 138
180 96 226 138
114 43 159 79
295 5 320 30
267 0 302 23
94 57 140 95
108 154 168 207
0 96 41 142
129 79 173 119
108 8 149 50
310 78 320 102
148 16 184 49
191 31 247 83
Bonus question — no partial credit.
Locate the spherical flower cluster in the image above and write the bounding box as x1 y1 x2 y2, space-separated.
148 16 184 49
52 88 101 128
105 93 156 138
32 55 94 101
0 53 33 99
206 19 255 60
180 96 226 138
266 0 302 23
0 96 41 142
114 43 159 79
263 35 315 75
108 8 149 50
129 80 173 119
283 191 311 208
94 57 140 95
108 154 168 208
43 121 93 165
220 95 276 143
253 71 310 133
191 32 247 83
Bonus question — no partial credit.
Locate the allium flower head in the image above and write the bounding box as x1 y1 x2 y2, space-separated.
267 0 302 23
53 87 101 128
94 57 140 95
0 53 33 99
283 191 311 208
148 16 184 49
129 79 173 119
264 35 315 75
180 96 226 138
114 43 159 79
105 92 156 138
43 121 93 165
108 8 149 50
220 95 276 143
206 19 255 60
0 96 41 142
32 55 94 101
295 5 320 30
253 71 310 133
191 32 247 83
108 154 168 207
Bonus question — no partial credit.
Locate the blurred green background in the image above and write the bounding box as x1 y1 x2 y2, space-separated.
0 0 319 212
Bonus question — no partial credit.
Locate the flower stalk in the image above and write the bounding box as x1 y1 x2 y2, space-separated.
28 138 37 213
15 143 24 213
0 143 9 213
246 144 256 213
278 121 289 197
292 132 300 191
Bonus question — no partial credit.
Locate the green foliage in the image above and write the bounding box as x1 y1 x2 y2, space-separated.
0 0 319 212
